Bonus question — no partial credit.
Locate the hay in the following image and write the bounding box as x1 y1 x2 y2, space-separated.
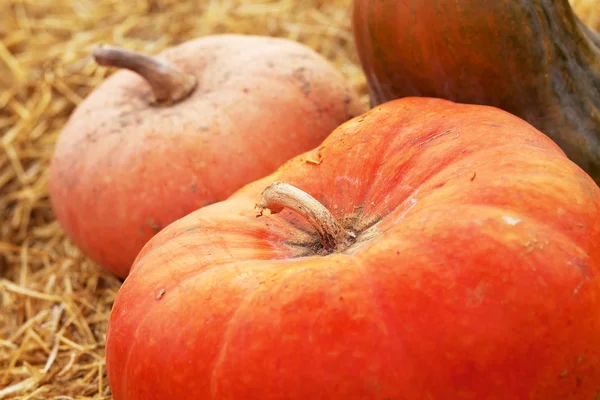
572 0 600 31
0 0 597 398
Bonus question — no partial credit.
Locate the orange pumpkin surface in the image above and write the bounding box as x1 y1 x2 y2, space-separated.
48 34 365 278
106 97 600 399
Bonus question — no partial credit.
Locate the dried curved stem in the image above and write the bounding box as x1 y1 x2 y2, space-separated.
93 45 197 105
256 182 353 252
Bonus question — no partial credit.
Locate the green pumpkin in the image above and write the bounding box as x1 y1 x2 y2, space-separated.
352 0 600 183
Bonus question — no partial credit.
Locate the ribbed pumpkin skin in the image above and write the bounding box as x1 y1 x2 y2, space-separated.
352 0 600 184
106 97 600 400
48 34 365 278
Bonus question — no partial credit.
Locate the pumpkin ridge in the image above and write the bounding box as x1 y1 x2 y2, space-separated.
114 294 163 396
399 180 596 250
208 259 322 397
356 119 411 210
343 251 395 339
209 267 264 398
355 142 553 232
256 124 574 259
206 254 387 396
360 201 596 291
111 258 280 398
395 202 592 262
349 111 557 221
363 154 598 259
126 228 286 289
397 141 568 197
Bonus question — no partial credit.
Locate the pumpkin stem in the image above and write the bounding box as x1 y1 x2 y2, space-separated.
92 45 198 105
256 182 354 252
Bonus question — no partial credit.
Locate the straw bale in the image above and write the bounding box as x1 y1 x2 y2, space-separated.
0 0 596 398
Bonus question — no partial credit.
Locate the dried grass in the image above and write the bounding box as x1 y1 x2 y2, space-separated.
0 0 597 398
572 0 600 31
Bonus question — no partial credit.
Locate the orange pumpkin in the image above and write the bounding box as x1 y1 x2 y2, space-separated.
106 97 600 399
48 34 365 278
352 0 600 183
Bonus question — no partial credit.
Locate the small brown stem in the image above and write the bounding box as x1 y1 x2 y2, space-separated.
256 182 354 252
93 45 198 105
